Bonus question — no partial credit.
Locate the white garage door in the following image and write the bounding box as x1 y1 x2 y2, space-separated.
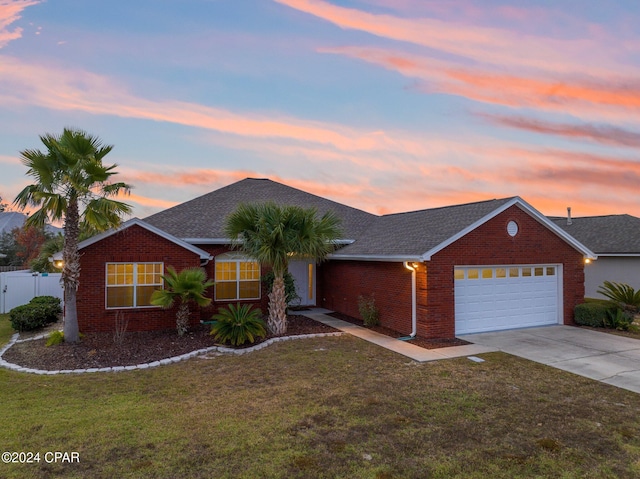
455 265 560 335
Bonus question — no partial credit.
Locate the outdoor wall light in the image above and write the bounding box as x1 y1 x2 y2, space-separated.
584 258 592 265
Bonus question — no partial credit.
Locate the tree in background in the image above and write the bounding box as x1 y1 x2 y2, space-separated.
225 202 342 335
13 225 50 268
14 128 132 342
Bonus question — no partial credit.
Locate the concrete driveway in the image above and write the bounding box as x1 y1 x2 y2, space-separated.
460 325 640 394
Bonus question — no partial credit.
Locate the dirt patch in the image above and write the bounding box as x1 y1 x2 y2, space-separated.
326 311 471 349
2 314 337 371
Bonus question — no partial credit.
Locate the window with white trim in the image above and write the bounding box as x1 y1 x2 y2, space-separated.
106 262 163 308
215 253 261 300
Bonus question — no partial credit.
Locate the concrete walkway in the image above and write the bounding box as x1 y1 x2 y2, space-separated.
461 325 640 394
300 309 497 362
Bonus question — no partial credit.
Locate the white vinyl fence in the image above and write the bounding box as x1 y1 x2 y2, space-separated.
0 270 64 314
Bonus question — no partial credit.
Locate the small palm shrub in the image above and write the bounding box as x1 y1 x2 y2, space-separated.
603 308 635 331
210 303 266 346
358 294 379 327
150 266 214 336
597 281 640 312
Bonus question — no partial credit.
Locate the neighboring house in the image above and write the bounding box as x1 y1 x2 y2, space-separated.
0 211 63 236
550 213 640 298
61 178 595 338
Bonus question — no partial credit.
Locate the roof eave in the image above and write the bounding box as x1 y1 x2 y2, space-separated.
52 218 213 261
328 253 423 262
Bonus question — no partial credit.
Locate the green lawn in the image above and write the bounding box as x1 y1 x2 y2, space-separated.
1 320 639 478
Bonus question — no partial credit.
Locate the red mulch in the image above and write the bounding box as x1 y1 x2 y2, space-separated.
3 311 470 372
2 314 337 371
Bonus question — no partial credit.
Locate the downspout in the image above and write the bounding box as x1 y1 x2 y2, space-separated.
398 262 417 340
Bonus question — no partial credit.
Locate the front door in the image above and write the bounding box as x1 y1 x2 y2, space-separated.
288 260 316 306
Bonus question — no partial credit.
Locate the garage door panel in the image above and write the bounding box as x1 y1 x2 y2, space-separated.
455 265 559 335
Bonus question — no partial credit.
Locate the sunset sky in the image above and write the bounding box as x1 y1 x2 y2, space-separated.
1 0 640 220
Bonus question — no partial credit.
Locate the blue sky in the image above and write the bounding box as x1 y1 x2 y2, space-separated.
1 0 640 219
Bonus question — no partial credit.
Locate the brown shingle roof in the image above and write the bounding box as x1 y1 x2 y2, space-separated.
550 214 640 254
332 198 514 258
144 178 375 241
144 178 589 260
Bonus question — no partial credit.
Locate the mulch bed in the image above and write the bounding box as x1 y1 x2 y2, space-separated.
3 311 471 372
2 314 337 371
327 311 470 350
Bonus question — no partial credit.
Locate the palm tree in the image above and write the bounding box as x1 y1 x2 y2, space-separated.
225 202 342 335
14 128 132 342
150 266 214 336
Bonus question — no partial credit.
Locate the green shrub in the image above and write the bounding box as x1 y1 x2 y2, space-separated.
8 296 62 332
603 308 634 331
358 294 379 327
9 304 50 331
262 271 299 306
210 303 266 346
574 302 611 328
46 330 64 347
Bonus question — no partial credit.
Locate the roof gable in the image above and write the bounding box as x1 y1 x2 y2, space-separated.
52 218 212 261
144 178 375 242
332 197 595 261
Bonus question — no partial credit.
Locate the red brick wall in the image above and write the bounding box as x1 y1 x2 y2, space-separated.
78 225 203 332
318 261 414 335
77 234 271 333
319 205 584 340
423 205 585 338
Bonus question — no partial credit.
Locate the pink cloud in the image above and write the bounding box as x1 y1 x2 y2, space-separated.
321 46 640 122
0 54 428 156
0 0 40 49
275 0 628 75
480 114 640 149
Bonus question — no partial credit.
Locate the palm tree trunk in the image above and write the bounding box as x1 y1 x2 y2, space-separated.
268 274 288 335
63 197 81 343
176 303 190 336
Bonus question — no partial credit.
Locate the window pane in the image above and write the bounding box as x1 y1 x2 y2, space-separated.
467 269 479 279
454 269 464 280
546 267 555 276
216 282 237 300
216 262 236 281
534 267 544 276
495 268 506 278
137 285 160 306
482 269 493 279
239 281 260 299
509 268 519 277
107 286 134 308
522 267 531 277
240 262 260 280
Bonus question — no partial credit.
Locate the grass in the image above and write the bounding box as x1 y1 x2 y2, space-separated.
1 313 14 345
1 319 640 478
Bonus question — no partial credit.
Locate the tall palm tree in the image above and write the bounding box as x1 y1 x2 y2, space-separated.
14 128 132 342
150 266 214 336
225 202 342 335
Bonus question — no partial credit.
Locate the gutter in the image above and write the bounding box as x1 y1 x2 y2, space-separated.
398 262 417 340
